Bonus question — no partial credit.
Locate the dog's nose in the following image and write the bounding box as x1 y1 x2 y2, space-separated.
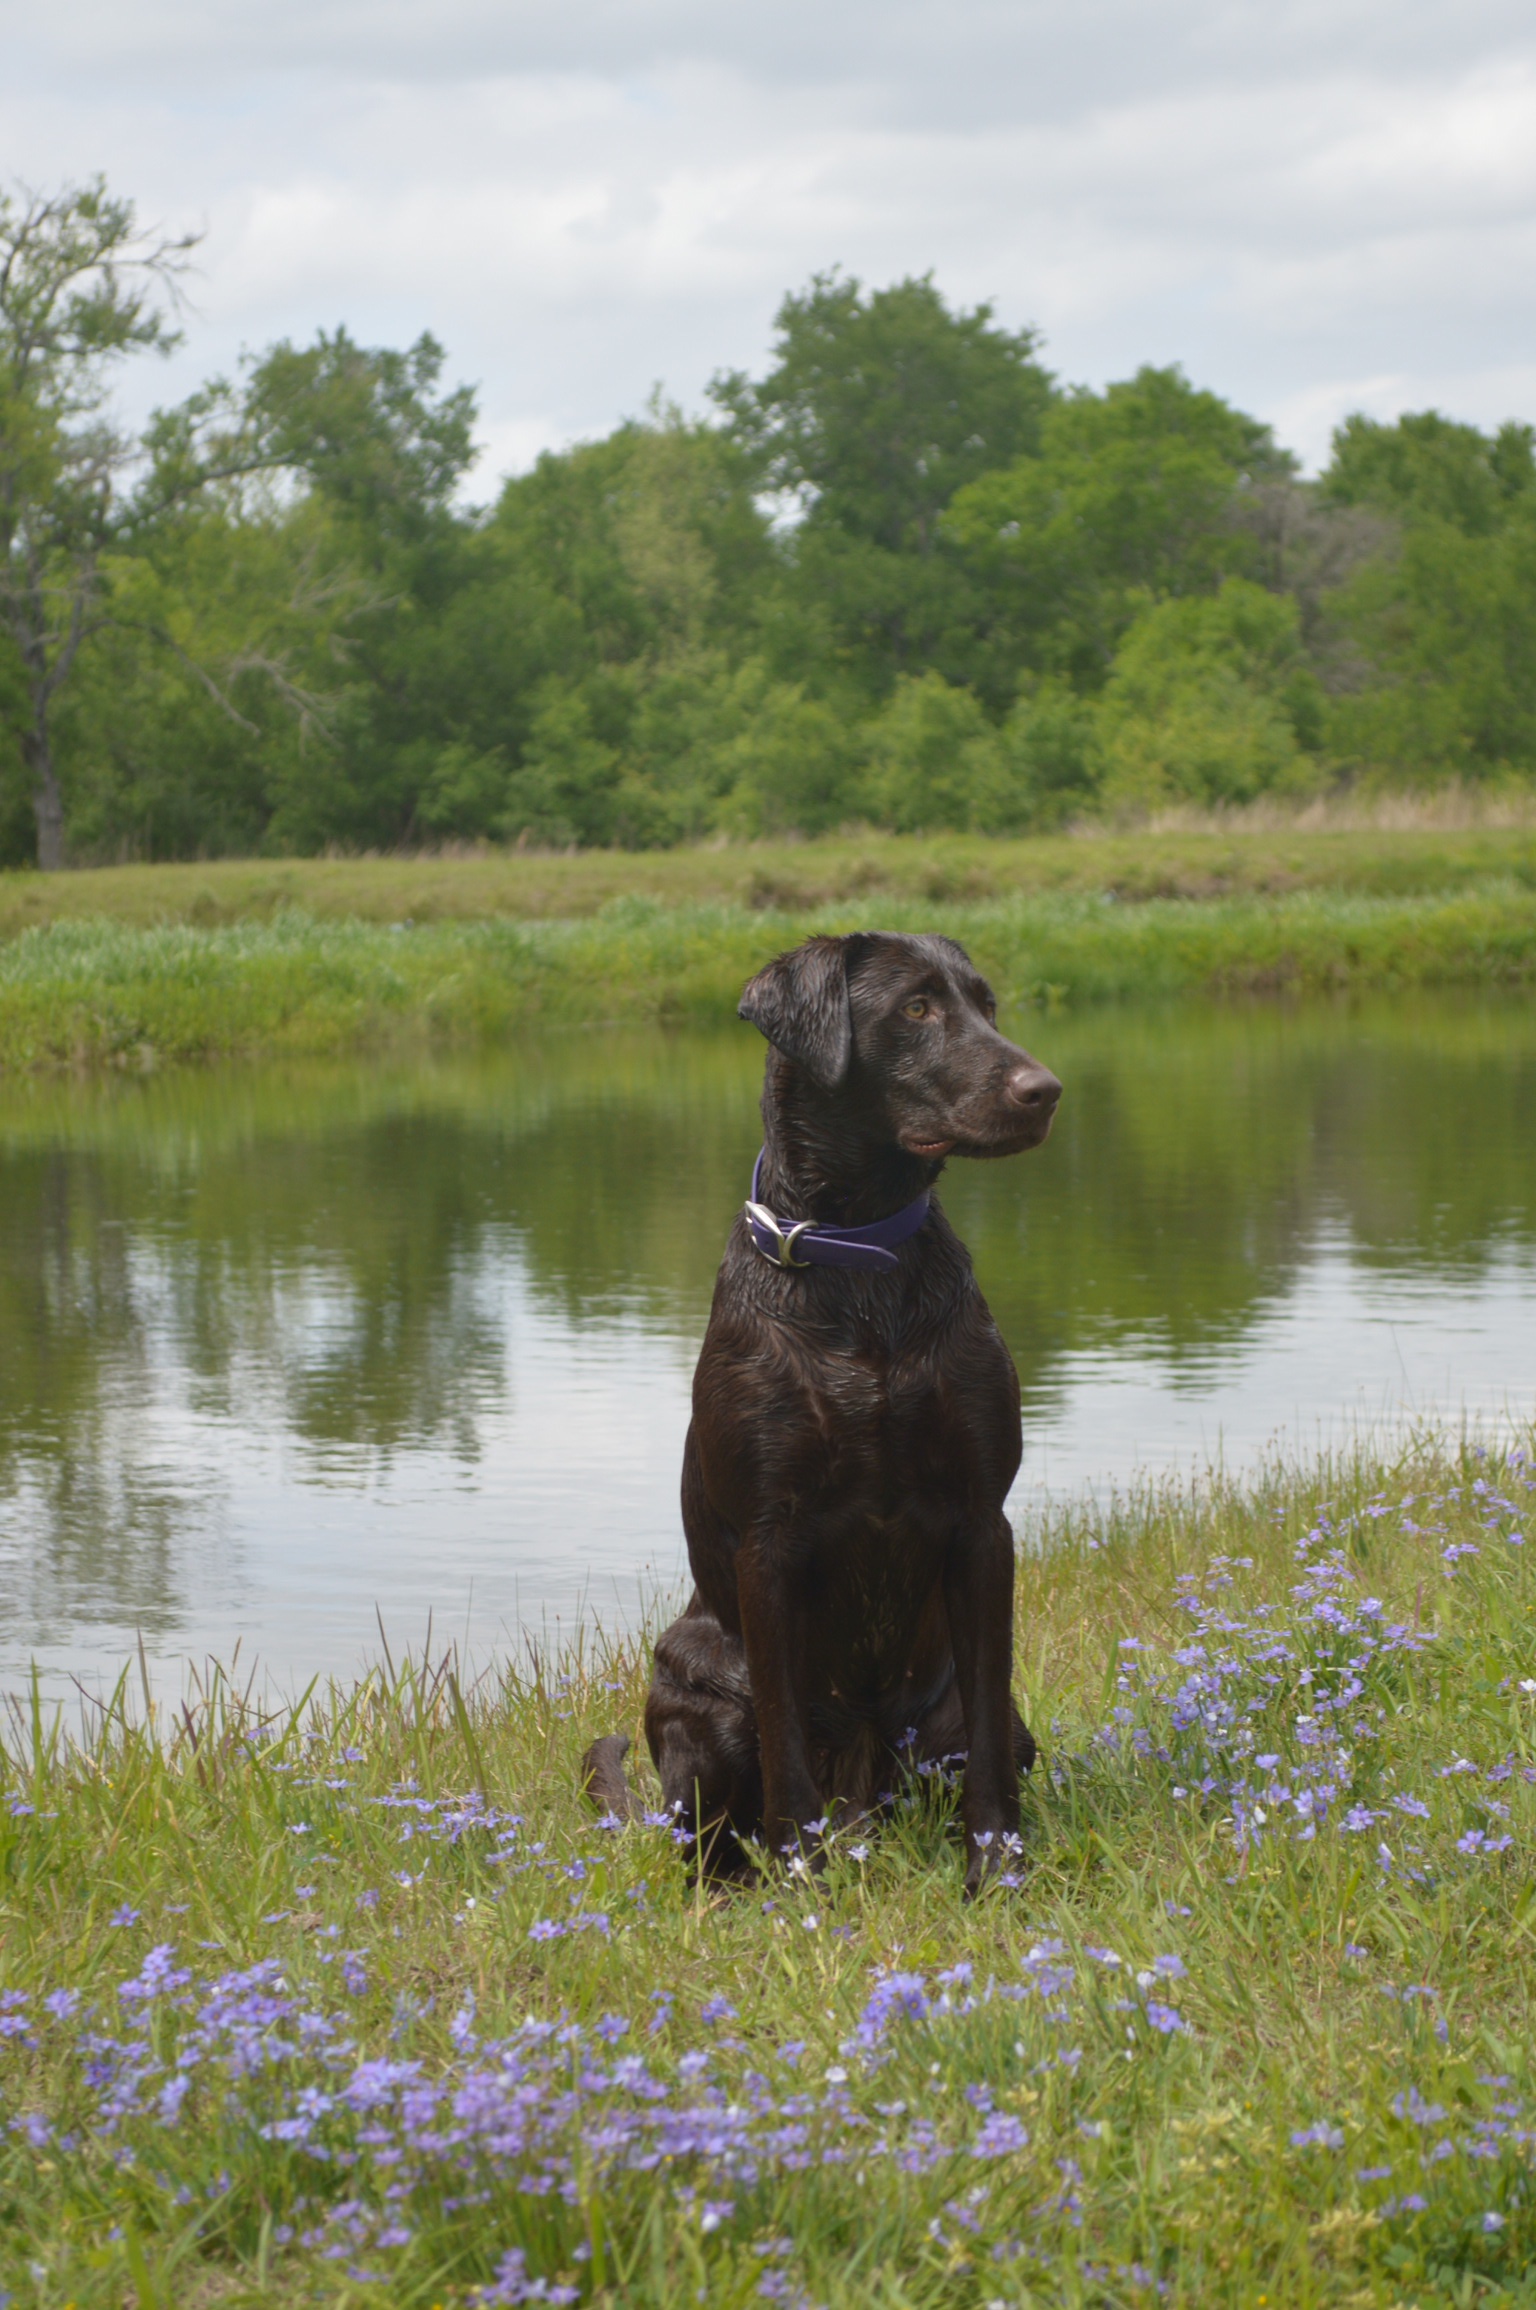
1004 1063 1062 1114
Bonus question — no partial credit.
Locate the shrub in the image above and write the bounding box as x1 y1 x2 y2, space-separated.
1092 580 1326 810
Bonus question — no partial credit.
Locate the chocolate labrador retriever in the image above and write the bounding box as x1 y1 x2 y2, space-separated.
583 931 1061 1895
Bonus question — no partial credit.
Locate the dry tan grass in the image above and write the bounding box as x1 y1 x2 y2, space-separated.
1136 778 1536 837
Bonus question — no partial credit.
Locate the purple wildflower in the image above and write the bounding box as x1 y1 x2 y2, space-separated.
972 2112 1029 2157
119 1945 192 2002
851 1973 930 2050
470 2248 579 2306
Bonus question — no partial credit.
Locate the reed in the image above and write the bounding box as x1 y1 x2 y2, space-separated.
1 881 1534 1074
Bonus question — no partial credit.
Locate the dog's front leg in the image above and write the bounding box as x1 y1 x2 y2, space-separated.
736 1526 823 1865
944 1512 1022 1897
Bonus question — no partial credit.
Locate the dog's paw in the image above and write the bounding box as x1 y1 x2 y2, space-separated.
580 1732 636 1817
961 1826 1024 1900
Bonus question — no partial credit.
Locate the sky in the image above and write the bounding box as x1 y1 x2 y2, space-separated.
6 0 1536 492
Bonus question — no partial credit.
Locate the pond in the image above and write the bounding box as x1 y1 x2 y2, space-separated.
2 990 1535 1703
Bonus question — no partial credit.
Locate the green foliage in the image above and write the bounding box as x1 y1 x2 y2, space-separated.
946 365 1293 687
993 677 1101 828
401 414 794 847
694 667 858 838
502 680 628 847
64 331 489 857
1318 412 1536 782
1092 581 1325 811
244 328 478 543
54 498 369 858
862 671 1002 831
850 583 1331 833
715 270 1053 699
1322 407 1536 535
715 269 1051 554
7 174 1536 859
0 180 196 865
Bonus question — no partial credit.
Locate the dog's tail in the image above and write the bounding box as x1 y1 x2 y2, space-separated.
581 1732 640 1820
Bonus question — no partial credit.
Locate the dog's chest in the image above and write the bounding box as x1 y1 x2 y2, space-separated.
694 1264 1020 1522
821 1325 998 1454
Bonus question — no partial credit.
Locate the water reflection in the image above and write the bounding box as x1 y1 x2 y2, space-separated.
1 994 1534 1699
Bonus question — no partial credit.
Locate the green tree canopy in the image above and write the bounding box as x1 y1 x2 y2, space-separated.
10 187 1536 863
0 179 195 866
1318 410 1536 780
946 366 1294 687
60 327 486 860
1093 580 1323 810
716 269 1051 551
713 272 1053 700
1321 409 1535 537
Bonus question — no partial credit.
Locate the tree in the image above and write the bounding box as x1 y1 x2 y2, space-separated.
54 491 374 861
713 271 1053 700
1322 509 1536 779
1321 409 1535 536
232 330 482 849
717 270 1051 551
1317 411 1536 779
409 411 785 846
1091 580 1324 810
861 672 1002 832
946 366 1294 687
70 326 484 858
0 180 195 867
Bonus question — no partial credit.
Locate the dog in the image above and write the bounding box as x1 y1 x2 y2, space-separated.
583 931 1061 1895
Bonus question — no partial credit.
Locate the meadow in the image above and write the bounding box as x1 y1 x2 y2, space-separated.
2 1429 1534 2307
4 822 1536 941
1 825 1535 1072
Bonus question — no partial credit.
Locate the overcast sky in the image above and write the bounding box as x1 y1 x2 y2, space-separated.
7 0 1535 489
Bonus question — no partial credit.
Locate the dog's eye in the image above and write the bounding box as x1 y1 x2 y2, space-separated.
902 997 929 1019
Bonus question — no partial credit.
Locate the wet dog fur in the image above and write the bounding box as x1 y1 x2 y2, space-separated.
582 931 1061 1895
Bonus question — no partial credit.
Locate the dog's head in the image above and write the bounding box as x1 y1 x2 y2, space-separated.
739 931 1060 1160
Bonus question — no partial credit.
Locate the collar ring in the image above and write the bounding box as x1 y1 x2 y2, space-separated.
744 1201 814 1268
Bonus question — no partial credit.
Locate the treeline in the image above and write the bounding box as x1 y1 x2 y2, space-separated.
3 182 1536 868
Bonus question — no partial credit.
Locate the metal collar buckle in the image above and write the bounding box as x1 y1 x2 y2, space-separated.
744 1201 813 1268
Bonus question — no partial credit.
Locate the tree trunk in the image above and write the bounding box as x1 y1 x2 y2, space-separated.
23 722 66 871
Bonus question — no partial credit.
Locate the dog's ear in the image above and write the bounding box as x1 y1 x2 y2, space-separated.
738 935 856 1088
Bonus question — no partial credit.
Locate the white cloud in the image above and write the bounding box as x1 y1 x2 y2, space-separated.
4 0 1535 482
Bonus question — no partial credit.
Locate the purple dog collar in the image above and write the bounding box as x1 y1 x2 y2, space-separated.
744 1150 930 1274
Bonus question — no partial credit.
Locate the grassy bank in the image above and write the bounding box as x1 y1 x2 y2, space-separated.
4 825 1536 940
2 882 1535 1072
3 1430 1535 2306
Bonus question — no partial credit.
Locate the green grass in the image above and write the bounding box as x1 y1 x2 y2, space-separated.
4 826 1536 941
3 1429 1535 2306
2 882 1535 1073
